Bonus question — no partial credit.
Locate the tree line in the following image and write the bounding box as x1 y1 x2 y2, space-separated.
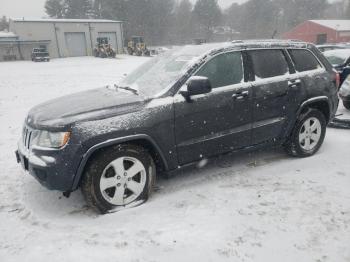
1 0 348 45
0 16 9 31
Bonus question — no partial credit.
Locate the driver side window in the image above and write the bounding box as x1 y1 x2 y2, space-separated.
195 52 244 88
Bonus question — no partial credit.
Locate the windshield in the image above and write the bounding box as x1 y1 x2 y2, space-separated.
118 43 227 97
324 50 350 66
119 48 197 96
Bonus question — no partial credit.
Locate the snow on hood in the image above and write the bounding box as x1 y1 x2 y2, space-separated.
26 87 144 129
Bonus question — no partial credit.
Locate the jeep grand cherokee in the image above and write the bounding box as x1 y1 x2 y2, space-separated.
16 40 339 213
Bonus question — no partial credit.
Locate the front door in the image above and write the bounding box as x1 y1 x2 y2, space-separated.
174 51 252 165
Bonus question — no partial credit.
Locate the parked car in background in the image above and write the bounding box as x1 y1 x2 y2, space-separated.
16 40 339 213
31 48 50 62
324 49 350 87
316 44 347 53
339 75 350 109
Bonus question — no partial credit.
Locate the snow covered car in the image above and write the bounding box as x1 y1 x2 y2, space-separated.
31 48 50 62
316 44 347 53
16 40 339 213
324 49 350 87
339 75 350 109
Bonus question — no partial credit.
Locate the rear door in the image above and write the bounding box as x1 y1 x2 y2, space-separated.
287 48 329 106
174 51 252 165
248 49 294 145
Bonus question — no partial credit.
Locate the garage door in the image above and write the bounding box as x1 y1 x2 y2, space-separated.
65 32 87 57
98 32 117 50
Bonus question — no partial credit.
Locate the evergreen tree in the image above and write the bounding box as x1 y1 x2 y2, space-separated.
93 0 127 20
149 0 175 45
344 0 350 18
193 0 222 40
45 0 65 18
173 0 194 44
64 0 93 19
0 16 9 31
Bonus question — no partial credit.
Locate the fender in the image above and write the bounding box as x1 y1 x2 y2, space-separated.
282 96 330 142
71 134 169 190
296 96 330 118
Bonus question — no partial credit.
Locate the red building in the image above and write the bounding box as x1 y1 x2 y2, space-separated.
282 20 350 44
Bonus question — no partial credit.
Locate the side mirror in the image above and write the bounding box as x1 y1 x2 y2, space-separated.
180 76 212 101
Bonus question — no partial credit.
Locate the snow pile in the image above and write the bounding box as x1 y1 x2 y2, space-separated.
0 31 17 38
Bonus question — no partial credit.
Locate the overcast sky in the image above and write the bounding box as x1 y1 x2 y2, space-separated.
0 0 247 18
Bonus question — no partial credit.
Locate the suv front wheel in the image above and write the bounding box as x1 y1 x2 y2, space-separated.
284 108 326 157
81 144 155 213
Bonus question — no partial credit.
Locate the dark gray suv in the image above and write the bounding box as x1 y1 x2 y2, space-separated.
16 40 339 213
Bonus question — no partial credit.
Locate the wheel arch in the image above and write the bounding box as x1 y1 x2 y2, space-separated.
71 134 169 191
297 96 331 123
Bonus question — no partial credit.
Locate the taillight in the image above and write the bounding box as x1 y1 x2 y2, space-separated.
336 72 340 89
333 69 340 89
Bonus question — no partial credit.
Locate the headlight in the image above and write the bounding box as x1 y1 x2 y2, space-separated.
33 131 71 148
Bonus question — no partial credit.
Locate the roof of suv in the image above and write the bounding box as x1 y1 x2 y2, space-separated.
215 39 311 53
178 39 312 58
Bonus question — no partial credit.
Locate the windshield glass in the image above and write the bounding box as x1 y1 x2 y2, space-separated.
324 50 350 66
118 43 228 96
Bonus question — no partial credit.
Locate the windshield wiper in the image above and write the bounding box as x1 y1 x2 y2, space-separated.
114 84 139 95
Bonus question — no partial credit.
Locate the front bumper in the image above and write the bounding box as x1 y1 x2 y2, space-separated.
33 57 50 62
15 134 81 192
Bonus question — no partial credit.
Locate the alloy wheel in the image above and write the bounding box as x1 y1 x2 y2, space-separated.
99 157 146 205
298 117 322 151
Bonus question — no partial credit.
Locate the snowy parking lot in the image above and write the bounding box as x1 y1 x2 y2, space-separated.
0 56 350 262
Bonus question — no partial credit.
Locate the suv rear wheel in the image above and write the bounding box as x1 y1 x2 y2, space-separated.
81 144 155 213
284 108 326 157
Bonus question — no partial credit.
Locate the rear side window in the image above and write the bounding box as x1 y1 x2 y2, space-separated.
195 52 244 88
288 49 322 72
249 50 289 79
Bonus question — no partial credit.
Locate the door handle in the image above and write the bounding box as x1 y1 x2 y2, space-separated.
288 79 301 89
232 90 249 100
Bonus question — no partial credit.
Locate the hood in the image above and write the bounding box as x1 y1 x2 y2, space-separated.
26 87 145 129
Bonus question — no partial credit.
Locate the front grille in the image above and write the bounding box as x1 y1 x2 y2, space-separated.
22 126 33 149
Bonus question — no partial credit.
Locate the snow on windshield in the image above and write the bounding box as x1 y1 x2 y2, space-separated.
119 43 230 96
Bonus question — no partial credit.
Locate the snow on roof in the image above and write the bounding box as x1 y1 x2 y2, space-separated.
0 31 17 38
324 48 350 57
11 18 122 23
310 20 350 31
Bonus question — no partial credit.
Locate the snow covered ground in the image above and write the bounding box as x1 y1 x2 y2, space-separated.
0 56 350 262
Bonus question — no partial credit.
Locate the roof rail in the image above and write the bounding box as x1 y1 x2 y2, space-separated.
231 39 304 43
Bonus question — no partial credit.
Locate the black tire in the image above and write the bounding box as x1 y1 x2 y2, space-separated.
284 108 326 157
127 47 133 55
81 144 156 214
343 100 350 110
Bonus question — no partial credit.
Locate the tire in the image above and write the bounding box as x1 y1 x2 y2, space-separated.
284 108 326 157
81 144 156 214
127 47 133 55
343 100 350 110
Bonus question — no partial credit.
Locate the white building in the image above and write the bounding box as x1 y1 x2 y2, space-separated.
0 30 52 61
9 18 124 58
